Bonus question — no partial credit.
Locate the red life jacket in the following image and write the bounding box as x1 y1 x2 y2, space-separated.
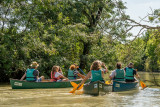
51 71 57 82
51 71 61 82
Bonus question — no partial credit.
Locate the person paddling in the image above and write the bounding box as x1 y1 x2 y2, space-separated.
51 66 69 82
109 62 125 81
77 60 108 88
20 61 45 82
68 64 86 80
124 63 140 82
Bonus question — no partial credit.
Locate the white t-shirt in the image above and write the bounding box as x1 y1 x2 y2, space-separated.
110 70 116 78
54 72 63 78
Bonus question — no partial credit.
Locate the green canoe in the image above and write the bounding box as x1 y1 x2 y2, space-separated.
83 81 113 96
10 78 87 89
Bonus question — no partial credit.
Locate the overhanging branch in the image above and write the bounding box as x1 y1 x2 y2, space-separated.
127 18 160 30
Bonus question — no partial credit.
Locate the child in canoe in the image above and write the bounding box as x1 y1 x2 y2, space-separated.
67 64 86 80
20 61 45 82
51 66 69 82
109 62 125 81
77 60 108 87
124 63 140 82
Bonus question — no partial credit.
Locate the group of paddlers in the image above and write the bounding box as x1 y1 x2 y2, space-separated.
20 60 140 86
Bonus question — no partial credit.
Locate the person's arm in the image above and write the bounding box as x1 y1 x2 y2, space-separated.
20 73 26 81
136 73 140 78
109 75 112 79
62 75 69 80
77 73 86 79
101 70 104 78
77 71 91 88
102 62 108 73
74 70 86 79
58 70 63 75
135 69 140 78
33 70 39 80
58 73 69 81
58 67 63 74
109 70 116 79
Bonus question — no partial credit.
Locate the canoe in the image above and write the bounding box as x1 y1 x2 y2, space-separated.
10 78 88 89
113 80 139 92
83 80 139 95
83 81 113 96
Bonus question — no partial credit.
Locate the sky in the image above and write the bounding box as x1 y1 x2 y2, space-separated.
122 0 160 36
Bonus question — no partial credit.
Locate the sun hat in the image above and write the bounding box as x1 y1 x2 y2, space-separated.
30 61 39 67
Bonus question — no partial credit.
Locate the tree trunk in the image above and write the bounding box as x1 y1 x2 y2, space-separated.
79 42 91 70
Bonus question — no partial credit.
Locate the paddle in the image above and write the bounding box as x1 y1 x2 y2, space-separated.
139 78 147 89
78 68 86 76
135 69 147 89
69 82 84 93
105 70 112 85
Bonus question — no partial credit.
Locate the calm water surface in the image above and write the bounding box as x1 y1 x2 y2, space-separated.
0 72 160 107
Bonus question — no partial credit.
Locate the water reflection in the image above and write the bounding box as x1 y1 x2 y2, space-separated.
0 86 159 107
0 72 160 107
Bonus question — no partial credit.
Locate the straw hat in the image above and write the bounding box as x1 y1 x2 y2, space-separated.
30 61 39 67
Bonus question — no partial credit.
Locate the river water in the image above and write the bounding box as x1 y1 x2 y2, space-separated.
0 72 160 107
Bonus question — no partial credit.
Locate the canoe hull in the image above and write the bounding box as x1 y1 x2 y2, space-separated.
113 81 139 92
10 79 85 89
83 81 113 96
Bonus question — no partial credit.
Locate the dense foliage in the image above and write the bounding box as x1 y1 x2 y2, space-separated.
0 0 160 82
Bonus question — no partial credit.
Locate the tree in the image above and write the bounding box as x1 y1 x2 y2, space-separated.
65 0 128 69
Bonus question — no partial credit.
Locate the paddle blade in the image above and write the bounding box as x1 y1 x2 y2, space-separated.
77 84 84 90
105 81 111 84
69 87 77 93
69 82 83 93
140 81 147 89
69 84 83 93
70 82 78 88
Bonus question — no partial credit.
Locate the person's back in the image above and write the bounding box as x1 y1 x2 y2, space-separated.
20 61 45 82
68 64 85 80
26 68 37 81
110 62 125 81
76 60 107 89
91 70 104 82
90 60 105 83
125 67 135 82
114 69 125 81
124 63 139 82
68 69 76 80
